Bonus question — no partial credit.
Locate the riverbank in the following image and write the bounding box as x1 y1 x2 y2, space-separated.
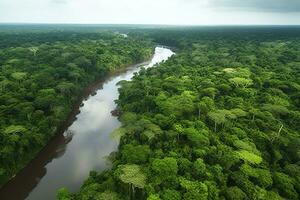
0 47 175 200
0 49 154 180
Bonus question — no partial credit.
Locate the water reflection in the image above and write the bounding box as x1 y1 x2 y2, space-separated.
0 47 174 200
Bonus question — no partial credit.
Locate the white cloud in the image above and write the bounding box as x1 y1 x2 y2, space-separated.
51 0 68 4
0 0 299 25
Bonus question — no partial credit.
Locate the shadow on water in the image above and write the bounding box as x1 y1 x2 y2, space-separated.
0 47 175 200
0 77 110 199
0 133 72 200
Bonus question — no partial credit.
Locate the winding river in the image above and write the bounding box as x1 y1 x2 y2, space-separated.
0 47 174 200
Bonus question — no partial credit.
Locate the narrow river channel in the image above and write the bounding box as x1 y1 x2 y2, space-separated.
0 47 174 200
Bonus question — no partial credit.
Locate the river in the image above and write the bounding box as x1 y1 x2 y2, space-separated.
0 47 174 200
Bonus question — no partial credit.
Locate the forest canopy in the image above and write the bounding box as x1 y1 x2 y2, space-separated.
0 29 154 186
0 25 299 200
66 27 300 200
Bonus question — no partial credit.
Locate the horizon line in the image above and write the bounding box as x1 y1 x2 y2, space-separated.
0 22 300 27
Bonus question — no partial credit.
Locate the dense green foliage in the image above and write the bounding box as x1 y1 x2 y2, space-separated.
0 31 153 185
70 28 300 199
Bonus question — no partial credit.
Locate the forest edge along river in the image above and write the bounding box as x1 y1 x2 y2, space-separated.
0 47 174 200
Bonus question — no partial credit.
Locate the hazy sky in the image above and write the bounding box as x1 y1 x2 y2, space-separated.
0 0 300 25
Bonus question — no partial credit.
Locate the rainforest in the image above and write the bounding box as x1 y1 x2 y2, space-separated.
0 25 300 200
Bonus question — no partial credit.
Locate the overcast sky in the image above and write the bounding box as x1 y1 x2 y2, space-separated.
0 0 300 25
